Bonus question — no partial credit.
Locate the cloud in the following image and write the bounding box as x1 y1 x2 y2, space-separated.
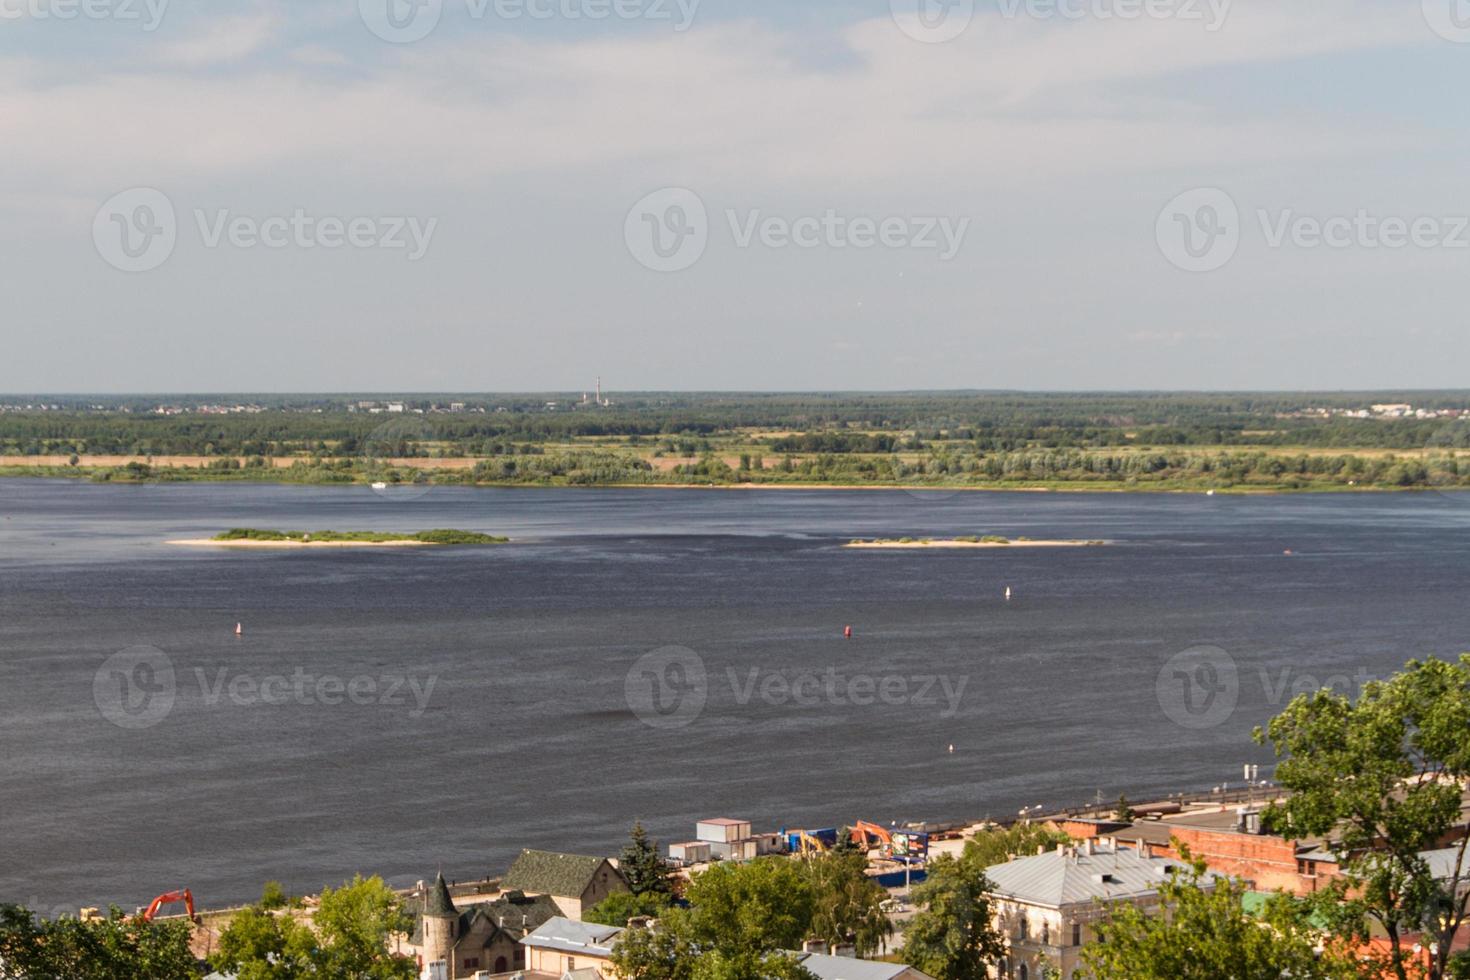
0 2 1443 205
154 11 282 68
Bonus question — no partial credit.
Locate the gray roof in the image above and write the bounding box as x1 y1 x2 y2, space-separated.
985 845 1198 908
424 872 457 918
503 849 620 899
1421 847 1469 884
794 953 930 980
521 916 623 957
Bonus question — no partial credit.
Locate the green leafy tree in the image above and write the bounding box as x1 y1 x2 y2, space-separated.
683 858 815 953
0 904 198 980
900 854 1006 980
584 891 674 927
1081 851 1360 980
830 827 865 858
1115 794 1136 822
211 875 412 980
621 821 677 897
260 881 289 911
609 907 818 980
608 911 699 980
961 821 1072 869
798 852 892 956
309 875 414 979
1256 655 1470 980
209 905 316 979
690 949 817 980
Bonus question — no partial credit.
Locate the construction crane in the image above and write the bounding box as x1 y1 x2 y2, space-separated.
139 890 199 924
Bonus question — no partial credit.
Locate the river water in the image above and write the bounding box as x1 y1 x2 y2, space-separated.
2 479 1468 910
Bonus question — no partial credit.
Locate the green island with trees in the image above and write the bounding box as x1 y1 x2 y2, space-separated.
3 391 1470 494
2 655 1468 979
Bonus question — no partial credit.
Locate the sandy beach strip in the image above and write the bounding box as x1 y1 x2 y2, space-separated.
167 539 437 549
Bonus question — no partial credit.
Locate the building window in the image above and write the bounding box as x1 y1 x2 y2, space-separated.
1019 965 1029 980
495 957 508 972
1018 915 1028 940
1072 922 1082 946
463 958 478 970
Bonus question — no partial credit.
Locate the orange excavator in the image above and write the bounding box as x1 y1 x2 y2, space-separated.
850 821 893 853
139 890 200 924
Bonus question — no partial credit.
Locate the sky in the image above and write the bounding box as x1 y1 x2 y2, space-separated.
2 0 1469 393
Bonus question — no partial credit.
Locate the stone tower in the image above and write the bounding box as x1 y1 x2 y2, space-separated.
420 872 458 974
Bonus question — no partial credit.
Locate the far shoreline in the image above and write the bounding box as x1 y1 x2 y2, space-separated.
845 538 1109 550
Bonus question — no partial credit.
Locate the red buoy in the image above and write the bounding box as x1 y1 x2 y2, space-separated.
844 626 853 639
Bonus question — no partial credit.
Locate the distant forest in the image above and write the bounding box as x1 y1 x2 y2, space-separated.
2 392 1469 492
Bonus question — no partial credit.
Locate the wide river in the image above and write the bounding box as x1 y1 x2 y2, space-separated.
2 479 1469 911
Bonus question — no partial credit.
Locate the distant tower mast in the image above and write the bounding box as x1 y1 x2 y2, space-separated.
596 377 603 406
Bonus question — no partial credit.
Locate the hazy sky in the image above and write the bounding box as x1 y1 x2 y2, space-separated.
3 0 1469 393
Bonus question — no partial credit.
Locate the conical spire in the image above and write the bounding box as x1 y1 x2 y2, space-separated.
424 871 456 918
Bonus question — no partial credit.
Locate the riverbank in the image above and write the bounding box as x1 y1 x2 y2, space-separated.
0 464 1437 496
845 538 1108 549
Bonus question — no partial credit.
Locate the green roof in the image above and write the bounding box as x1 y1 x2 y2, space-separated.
502 849 619 899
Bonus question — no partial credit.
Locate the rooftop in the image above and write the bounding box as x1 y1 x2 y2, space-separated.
986 842 1203 908
520 916 623 958
795 952 928 980
502 849 618 899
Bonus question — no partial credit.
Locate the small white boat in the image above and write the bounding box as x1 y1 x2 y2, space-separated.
371 481 388 491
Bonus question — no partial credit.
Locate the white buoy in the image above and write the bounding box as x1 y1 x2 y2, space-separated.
948 744 955 754
235 622 243 636
1005 586 1012 600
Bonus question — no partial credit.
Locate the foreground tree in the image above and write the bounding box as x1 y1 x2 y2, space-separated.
799 851 892 956
961 821 1071 868
608 859 822 980
584 891 674 927
0 904 198 980
621 821 677 897
682 858 816 954
1257 655 1470 980
1081 852 1360 980
210 875 413 980
900 853 1006 980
